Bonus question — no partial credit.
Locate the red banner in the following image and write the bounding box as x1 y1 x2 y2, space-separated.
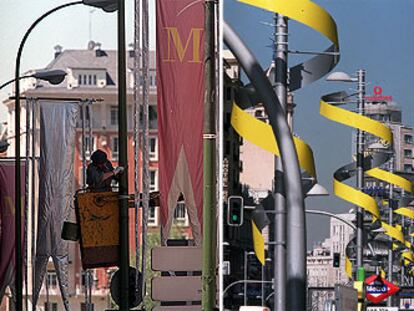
0 161 25 302
156 0 204 245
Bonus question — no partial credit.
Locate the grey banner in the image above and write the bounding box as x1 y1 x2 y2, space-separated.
33 102 79 310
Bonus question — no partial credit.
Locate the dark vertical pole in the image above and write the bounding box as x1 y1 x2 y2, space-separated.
201 0 217 310
15 48 23 311
118 0 130 309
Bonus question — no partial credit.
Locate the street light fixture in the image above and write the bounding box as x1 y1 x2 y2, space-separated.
0 69 67 90
306 183 330 197
326 69 366 282
326 71 358 82
13 2 117 310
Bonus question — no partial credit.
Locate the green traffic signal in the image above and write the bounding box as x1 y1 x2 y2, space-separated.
227 196 244 226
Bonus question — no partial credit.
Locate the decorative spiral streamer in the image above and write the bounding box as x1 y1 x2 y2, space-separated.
231 0 340 263
320 92 414 279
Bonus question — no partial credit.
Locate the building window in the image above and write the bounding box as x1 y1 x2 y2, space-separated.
45 303 58 311
404 134 413 144
88 75 92 85
93 74 97 85
404 149 413 158
83 75 87 85
111 137 119 160
84 136 96 160
110 106 118 125
404 164 413 173
148 206 158 226
149 137 158 161
174 202 188 226
46 271 58 287
78 74 82 85
149 105 158 129
150 169 158 191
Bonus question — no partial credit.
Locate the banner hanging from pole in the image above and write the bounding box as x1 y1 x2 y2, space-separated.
0 161 25 304
156 0 205 245
33 102 79 311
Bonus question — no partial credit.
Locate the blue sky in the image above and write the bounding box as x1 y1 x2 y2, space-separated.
225 0 414 247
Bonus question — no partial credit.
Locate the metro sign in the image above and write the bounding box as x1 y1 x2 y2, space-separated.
365 275 400 304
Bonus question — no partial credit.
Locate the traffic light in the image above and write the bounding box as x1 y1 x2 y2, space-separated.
227 196 244 226
333 252 340 268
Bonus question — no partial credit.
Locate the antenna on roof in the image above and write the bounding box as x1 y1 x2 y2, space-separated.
89 9 96 41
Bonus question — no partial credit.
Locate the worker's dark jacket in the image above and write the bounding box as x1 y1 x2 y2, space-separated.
86 161 116 192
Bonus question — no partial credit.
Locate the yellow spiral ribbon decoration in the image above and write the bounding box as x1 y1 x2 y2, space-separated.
320 95 414 279
233 0 340 264
231 103 316 178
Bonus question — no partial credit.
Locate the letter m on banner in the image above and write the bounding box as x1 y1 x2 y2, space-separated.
156 0 204 245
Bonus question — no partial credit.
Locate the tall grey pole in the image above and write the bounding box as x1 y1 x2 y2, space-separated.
273 13 288 311
356 69 366 280
387 155 394 307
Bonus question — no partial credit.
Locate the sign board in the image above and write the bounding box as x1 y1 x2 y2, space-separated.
367 307 399 311
151 276 201 301
365 275 400 304
335 284 358 311
151 246 202 271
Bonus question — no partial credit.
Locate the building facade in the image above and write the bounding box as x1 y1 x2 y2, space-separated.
1 41 191 311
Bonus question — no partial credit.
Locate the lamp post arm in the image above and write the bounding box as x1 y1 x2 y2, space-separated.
305 209 377 257
13 2 82 311
0 75 33 91
305 209 356 230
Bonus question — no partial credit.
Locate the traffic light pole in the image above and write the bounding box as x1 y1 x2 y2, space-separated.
273 13 288 311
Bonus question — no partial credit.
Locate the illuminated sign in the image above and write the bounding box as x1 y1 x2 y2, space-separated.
365 86 393 102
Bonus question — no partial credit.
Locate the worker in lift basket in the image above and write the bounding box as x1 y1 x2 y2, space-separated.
86 149 124 192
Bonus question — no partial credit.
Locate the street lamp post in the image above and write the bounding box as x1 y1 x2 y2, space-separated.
273 13 288 311
13 2 116 310
116 0 130 309
355 69 366 280
326 69 366 281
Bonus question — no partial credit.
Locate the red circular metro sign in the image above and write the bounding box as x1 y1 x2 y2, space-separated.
365 274 400 304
